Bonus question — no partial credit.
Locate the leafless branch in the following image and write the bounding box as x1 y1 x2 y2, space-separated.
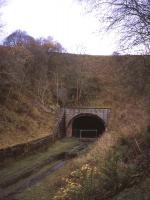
81 0 150 53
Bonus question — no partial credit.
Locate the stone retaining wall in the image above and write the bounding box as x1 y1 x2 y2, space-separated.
0 135 54 163
0 109 65 163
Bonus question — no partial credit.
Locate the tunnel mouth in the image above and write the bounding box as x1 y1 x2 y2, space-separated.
72 114 105 138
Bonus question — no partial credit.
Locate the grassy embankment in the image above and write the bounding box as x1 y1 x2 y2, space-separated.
0 90 57 149
1 52 149 149
0 52 150 199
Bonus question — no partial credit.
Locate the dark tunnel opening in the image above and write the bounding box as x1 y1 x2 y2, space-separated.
72 114 105 138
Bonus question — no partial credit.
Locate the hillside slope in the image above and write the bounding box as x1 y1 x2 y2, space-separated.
0 49 150 199
0 49 150 149
49 55 150 200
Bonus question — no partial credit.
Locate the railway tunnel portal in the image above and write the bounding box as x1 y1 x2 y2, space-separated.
59 108 111 138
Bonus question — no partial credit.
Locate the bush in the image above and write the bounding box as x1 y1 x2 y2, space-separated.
53 164 99 200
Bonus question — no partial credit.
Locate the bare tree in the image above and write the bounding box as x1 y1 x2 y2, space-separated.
37 36 66 53
3 30 35 46
80 0 150 53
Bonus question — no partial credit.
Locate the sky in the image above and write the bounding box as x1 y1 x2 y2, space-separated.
0 0 119 55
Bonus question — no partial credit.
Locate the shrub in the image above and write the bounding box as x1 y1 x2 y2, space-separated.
53 164 99 200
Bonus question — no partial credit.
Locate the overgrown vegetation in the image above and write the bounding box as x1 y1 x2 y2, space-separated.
52 127 150 200
0 29 150 199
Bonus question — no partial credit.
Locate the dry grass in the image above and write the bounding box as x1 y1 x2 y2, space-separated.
47 53 150 199
0 53 149 150
0 91 55 149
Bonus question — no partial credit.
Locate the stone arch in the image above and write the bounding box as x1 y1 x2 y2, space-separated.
66 113 106 138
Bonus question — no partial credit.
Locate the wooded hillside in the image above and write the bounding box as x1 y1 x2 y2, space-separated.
0 40 150 149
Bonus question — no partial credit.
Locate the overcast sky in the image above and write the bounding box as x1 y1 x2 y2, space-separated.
0 0 119 55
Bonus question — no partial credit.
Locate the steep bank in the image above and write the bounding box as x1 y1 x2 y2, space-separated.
0 49 150 150
0 49 150 199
